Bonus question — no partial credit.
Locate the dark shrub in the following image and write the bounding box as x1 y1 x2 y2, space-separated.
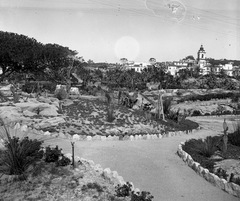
115 182 133 197
215 168 228 180
131 191 154 201
45 146 71 166
55 88 67 100
45 146 62 163
229 121 240 147
81 182 104 193
56 155 71 167
191 110 202 116
163 97 173 117
183 136 218 158
0 136 43 176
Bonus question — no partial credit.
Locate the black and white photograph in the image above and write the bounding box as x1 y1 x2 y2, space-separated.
0 0 240 200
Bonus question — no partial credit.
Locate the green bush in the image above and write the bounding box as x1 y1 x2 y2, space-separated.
81 182 104 193
183 136 218 158
191 110 202 116
45 146 71 166
115 182 133 197
0 136 43 176
45 145 62 162
163 97 172 117
56 155 71 167
55 88 67 100
229 121 240 147
131 191 154 201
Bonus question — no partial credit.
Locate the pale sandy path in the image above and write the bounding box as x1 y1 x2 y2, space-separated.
45 116 240 201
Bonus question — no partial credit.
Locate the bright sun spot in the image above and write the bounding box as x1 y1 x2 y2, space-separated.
114 36 140 61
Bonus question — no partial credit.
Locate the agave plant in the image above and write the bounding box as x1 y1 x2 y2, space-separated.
185 136 218 158
0 119 44 177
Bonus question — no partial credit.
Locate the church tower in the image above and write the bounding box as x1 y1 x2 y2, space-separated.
197 45 206 67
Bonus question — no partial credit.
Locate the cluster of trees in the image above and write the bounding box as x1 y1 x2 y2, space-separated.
0 31 83 83
1 31 239 92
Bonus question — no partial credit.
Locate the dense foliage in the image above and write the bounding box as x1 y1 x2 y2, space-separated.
0 31 82 84
0 136 44 176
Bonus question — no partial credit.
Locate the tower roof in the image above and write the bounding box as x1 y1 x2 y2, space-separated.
199 45 205 52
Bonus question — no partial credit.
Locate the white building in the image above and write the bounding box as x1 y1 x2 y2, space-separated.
125 62 151 73
167 61 189 76
222 62 233 76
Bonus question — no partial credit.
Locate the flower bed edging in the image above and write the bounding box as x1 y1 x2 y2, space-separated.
64 153 139 192
177 142 240 198
10 122 202 143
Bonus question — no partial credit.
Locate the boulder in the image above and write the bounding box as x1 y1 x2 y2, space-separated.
23 110 36 117
0 84 13 96
0 106 23 122
15 102 59 117
37 117 65 129
70 87 80 95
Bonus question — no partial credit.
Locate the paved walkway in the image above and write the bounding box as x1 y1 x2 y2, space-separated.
45 116 239 201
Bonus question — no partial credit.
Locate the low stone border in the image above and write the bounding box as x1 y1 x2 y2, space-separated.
64 153 140 193
51 127 201 142
177 141 240 198
6 122 201 142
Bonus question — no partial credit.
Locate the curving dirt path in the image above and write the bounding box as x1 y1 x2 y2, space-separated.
45 116 240 201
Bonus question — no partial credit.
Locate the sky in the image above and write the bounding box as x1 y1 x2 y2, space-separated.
0 0 239 63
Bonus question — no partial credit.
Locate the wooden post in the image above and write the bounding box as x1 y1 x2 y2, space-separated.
223 118 228 154
71 142 75 168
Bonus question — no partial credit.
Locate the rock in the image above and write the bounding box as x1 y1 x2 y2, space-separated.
94 164 103 173
0 84 13 96
146 134 151 140
101 136 106 141
14 122 21 130
44 131 51 136
182 152 188 162
15 102 59 117
69 87 80 95
23 110 36 117
39 106 59 116
103 168 111 178
187 155 194 167
38 117 65 129
72 134 80 141
88 160 95 166
0 106 23 122
112 171 119 178
117 176 125 185
230 182 240 197
86 136 92 141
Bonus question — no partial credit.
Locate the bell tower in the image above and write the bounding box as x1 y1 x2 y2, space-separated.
197 45 206 67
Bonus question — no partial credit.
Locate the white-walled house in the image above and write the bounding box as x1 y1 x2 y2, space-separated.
222 62 234 76
125 62 151 73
